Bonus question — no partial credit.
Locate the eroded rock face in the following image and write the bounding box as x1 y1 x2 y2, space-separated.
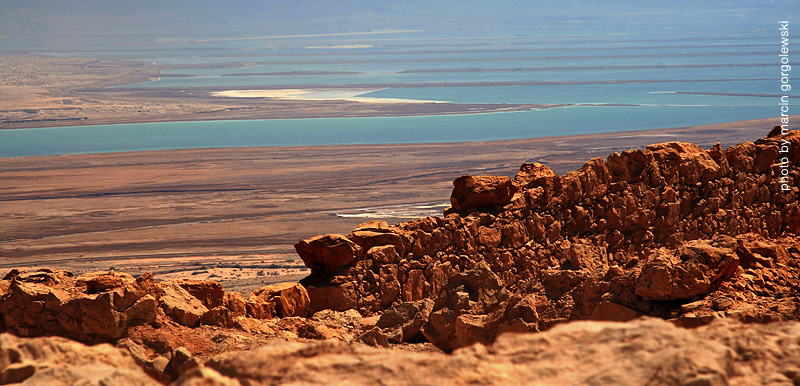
0 268 315 364
512 162 557 189
301 278 359 314
645 141 723 184
421 261 510 352
174 318 800 386
376 299 434 344
176 279 225 310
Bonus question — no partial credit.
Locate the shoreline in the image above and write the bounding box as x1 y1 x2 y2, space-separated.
0 54 547 130
0 99 548 130
0 114 793 159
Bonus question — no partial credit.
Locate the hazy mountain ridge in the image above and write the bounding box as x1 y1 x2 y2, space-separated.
0 0 791 48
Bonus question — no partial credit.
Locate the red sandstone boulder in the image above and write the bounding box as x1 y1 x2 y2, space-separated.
450 175 517 212
512 162 557 188
160 283 208 327
561 158 611 202
635 238 739 301
366 245 399 264
349 230 406 257
752 142 781 173
574 157 611 198
606 149 654 183
646 142 722 185
477 226 502 248
378 265 401 307
197 290 252 327
244 298 276 320
249 282 311 318
563 239 608 271
495 293 540 334
724 141 757 173
295 234 363 273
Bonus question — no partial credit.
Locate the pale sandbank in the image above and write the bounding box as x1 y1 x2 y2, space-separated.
210 88 447 104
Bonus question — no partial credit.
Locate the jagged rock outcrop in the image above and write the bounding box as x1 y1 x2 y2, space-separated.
0 268 319 340
0 268 332 382
292 130 800 351
161 282 209 328
295 234 362 273
0 269 160 343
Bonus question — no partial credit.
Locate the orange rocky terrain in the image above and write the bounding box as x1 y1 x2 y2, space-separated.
1 129 798 385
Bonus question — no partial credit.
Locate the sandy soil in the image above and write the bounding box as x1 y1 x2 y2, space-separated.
0 116 788 294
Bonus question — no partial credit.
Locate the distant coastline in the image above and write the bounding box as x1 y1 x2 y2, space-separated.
1 112 793 158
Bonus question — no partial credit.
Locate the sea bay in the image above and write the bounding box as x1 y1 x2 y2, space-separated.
0 105 777 158
4 24 795 158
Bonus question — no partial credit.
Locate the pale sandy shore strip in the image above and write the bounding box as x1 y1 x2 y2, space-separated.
210 88 448 103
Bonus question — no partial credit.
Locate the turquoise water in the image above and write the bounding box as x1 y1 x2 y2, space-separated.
130 65 773 88
0 106 776 157
4 29 794 158
125 48 776 88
